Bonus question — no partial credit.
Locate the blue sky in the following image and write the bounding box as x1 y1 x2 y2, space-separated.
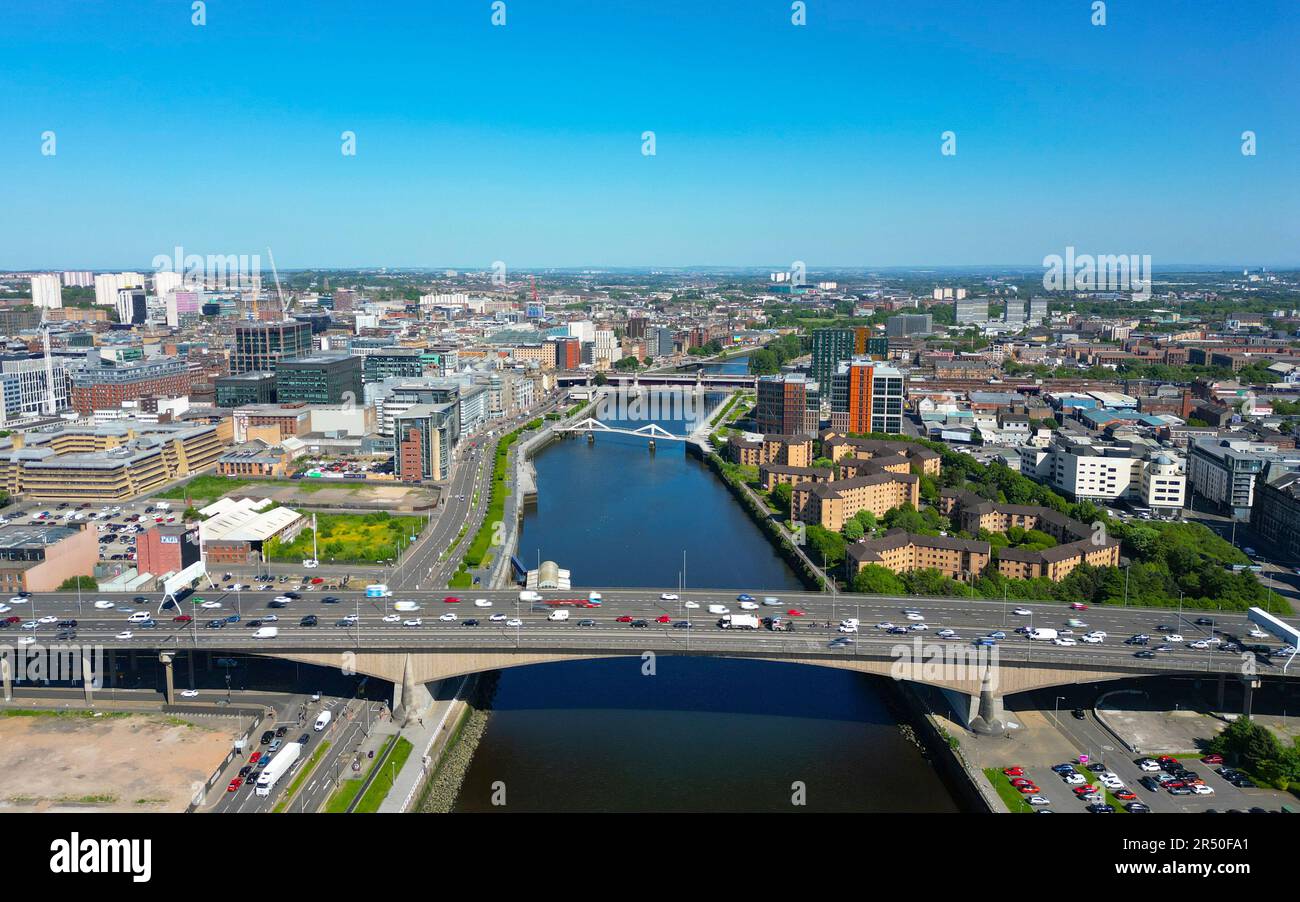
1 0 1296 269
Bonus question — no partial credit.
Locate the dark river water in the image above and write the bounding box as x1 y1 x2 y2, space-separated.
452 390 962 812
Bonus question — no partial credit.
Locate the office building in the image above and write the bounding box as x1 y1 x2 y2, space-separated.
274 353 363 405
886 314 932 337
232 320 313 374
955 297 989 324
0 524 98 593
215 371 277 407
1187 437 1300 520
363 348 426 384
69 357 190 414
116 287 147 325
394 402 458 482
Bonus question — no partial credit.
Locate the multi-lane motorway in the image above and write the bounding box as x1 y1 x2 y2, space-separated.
5 587 1294 678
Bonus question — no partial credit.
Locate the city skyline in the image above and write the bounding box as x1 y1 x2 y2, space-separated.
1 0 1296 269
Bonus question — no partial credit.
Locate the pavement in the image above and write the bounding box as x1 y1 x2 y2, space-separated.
376 676 470 812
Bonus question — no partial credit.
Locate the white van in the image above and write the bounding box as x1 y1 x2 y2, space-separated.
519 590 541 603
127 611 151 623
547 609 570 622
394 601 420 612
314 710 333 731
587 592 602 606
253 626 279 639
1028 627 1058 641
707 604 730 615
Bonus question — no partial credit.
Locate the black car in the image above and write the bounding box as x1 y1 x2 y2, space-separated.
238 765 252 778
335 618 353 627
1071 708 1086 720
300 615 318 627
206 619 226 629
1135 650 1157 659
1126 802 1151 813
260 730 274 744
275 726 288 737
577 619 596 627
321 596 340 604
1086 803 1116 813
1155 624 1174 632
673 620 694 629
284 592 301 600
247 619 263 628
56 629 76 640
268 600 288 609
1195 617 1214 626
297 733 310 745
1139 776 1161 791
57 619 77 628
630 619 649 628
462 618 479 627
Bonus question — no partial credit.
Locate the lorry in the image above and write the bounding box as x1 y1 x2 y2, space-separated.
519 590 542 603
365 584 392 598
1028 627 1058 641
718 613 760 630
587 592 602 606
254 741 302 797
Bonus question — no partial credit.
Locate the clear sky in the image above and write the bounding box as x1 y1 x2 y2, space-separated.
1 0 1296 269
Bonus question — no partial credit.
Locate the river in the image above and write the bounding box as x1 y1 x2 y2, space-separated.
451 389 962 812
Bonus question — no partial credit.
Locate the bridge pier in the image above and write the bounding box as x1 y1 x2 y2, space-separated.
586 432 595 444
648 439 655 453
159 652 175 706
1 656 10 702
1242 674 1261 718
391 653 433 726
82 648 96 703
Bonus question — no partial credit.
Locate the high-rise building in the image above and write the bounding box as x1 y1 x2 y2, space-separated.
812 328 873 390
29 274 61 310
394 402 459 482
1029 296 1049 325
153 270 184 295
69 357 190 415
756 374 820 436
61 271 94 288
830 360 904 434
627 316 647 339
1004 297 1027 326
886 314 932 337
955 297 989 324
116 288 147 325
232 320 313 374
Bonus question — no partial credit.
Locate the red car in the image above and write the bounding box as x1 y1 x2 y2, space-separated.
1003 767 1025 777
1016 784 1039 794
226 777 243 792
615 615 633 623
1070 602 1088 610
3 616 20 624
310 577 324 584
174 614 193 622
1073 785 1098 795
655 615 672 623
786 609 805 617
1009 778 1033 787
1201 753 1224 765
1114 789 1137 801
443 596 461 604
249 752 261 765
1158 755 1179 764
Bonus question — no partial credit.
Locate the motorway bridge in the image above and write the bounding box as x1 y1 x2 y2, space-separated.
0 588 1287 731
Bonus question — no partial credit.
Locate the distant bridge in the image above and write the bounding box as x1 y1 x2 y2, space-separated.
556 372 756 389
553 417 687 441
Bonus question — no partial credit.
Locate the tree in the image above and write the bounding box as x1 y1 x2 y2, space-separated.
59 575 97 591
593 372 608 386
805 524 846 569
842 519 865 542
852 564 906 594
770 482 793 515
812 457 836 471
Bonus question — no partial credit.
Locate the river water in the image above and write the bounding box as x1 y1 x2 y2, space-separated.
451 387 962 812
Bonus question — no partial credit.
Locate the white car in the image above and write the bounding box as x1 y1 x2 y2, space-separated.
838 624 858 633
403 618 423 627
876 622 895 630
439 612 457 622
93 600 115 609
1027 796 1051 806
262 614 279 622
180 689 199 698
8 596 27 604
683 601 700 609
738 602 759 611
1063 773 1085 785
506 618 523 627
489 613 508 622
273 596 293 604
0 606 9 614
1191 784 1214 795
707 605 730 615
382 614 400 623
1189 640 1210 650
905 613 925 621
340 614 358 625
200 601 222 609
474 599 493 607
1167 634 1184 643
37 616 58 624
1089 631 1108 638
660 593 678 601
937 628 956 638
1012 608 1032 616
1081 634 1103 644
20 621 37 629
1137 759 1161 772
909 623 929 631
762 597 781 606
17 636 35 646
1249 629 1269 639
1053 637 1078 646
115 631 133 640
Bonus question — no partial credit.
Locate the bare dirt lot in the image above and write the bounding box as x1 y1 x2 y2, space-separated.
0 711 242 812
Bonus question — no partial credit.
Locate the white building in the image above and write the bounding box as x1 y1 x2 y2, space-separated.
1020 437 1186 511
29 274 62 310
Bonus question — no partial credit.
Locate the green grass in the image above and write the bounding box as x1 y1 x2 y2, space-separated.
158 473 394 503
264 512 426 563
0 709 130 719
353 737 414 813
324 735 396 813
448 569 473 589
273 740 331 813
983 767 1034 813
